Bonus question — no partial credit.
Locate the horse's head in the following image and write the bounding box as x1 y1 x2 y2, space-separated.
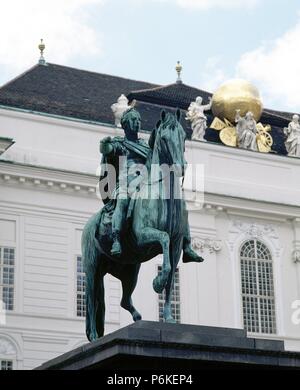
154 109 187 177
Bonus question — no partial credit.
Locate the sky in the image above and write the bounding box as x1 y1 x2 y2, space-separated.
1 0 300 112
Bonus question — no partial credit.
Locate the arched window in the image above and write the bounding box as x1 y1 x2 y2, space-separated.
240 239 276 334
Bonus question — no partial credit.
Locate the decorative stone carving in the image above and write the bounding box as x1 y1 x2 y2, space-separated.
292 219 300 264
191 236 222 254
227 219 282 258
0 338 16 356
292 249 300 263
186 96 212 141
232 220 276 239
111 94 131 128
284 114 300 157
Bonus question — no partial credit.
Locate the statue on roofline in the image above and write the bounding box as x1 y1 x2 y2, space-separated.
284 114 300 157
235 110 258 151
186 96 212 141
111 94 131 128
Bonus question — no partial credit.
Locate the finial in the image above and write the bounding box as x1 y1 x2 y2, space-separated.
175 61 183 84
38 39 46 65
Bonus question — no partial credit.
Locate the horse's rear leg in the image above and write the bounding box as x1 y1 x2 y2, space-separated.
136 227 170 293
95 272 106 337
120 264 142 322
85 254 106 341
85 259 99 341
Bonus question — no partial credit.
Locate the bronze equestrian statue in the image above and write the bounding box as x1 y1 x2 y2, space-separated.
82 107 203 341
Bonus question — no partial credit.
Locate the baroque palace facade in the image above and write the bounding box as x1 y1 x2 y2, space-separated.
0 61 299 369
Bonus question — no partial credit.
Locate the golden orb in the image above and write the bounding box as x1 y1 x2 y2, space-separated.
211 79 263 124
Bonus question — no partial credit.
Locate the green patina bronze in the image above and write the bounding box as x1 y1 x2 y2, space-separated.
82 107 204 341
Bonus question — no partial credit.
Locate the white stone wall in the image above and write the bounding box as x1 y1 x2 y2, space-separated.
0 106 299 369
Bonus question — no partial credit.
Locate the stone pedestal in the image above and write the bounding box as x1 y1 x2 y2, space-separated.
36 321 300 370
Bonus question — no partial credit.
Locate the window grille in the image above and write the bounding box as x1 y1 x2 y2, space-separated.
0 247 15 311
76 256 86 317
0 360 13 370
240 240 276 334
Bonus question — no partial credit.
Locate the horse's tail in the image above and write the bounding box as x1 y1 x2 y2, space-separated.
81 211 103 341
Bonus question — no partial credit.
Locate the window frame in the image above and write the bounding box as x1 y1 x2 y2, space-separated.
0 216 18 313
75 254 86 318
239 238 277 335
0 247 15 312
0 359 13 370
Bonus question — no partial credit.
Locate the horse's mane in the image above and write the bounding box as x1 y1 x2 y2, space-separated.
159 112 178 131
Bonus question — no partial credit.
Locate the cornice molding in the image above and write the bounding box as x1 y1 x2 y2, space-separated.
0 161 98 197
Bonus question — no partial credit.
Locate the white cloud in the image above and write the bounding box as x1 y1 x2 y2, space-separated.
152 0 260 9
200 56 228 92
236 16 300 111
0 0 104 78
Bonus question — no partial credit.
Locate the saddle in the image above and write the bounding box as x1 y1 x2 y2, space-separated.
96 198 160 264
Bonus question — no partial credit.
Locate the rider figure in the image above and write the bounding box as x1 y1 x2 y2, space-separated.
100 107 203 263
100 107 149 256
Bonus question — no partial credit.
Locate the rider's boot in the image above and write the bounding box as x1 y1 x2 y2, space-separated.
182 244 204 263
111 231 122 257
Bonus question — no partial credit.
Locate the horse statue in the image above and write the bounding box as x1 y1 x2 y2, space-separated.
82 109 196 341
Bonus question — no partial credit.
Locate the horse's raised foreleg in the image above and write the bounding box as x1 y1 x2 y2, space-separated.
136 227 170 294
119 264 142 322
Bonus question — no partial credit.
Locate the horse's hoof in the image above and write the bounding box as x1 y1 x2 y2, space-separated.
182 248 204 263
87 333 98 342
133 312 142 322
153 277 164 294
165 317 176 324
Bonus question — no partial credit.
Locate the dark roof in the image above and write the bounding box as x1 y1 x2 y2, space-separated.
0 62 296 155
128 82 211 111
0 63 158 125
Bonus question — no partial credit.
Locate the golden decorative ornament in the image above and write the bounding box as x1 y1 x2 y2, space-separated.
175 61 183 84
256 123 273 153
220 127 237 147
38 39 45 54
210 117 227 131
175 61 182 75
210 116 273 151
211 79 263 124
